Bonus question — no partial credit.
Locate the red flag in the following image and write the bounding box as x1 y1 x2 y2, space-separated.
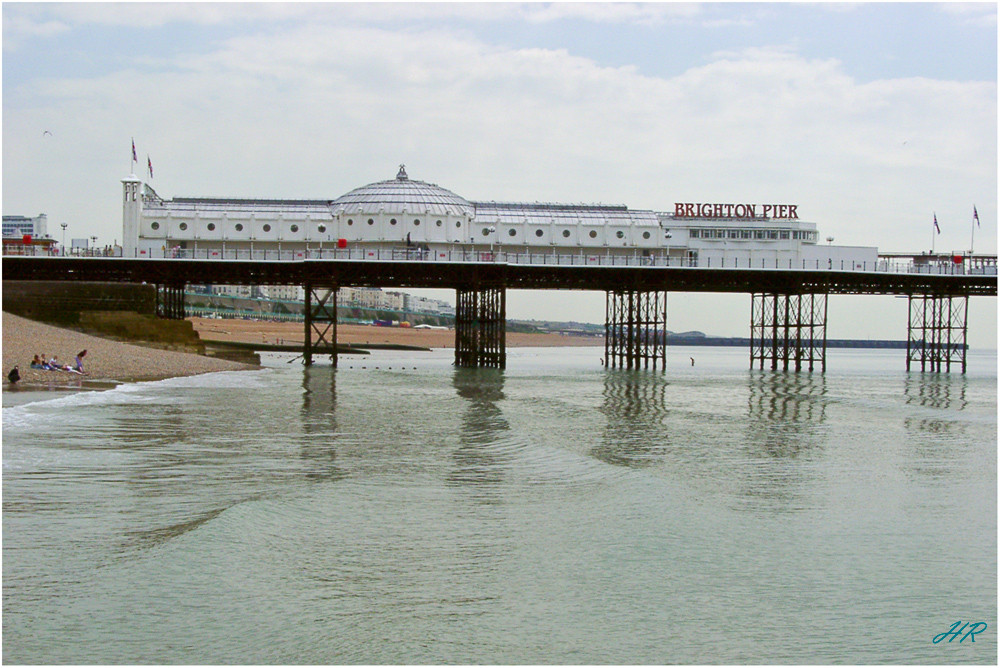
933 213 940 234
147 155 153 178
131 138 137 163
974 206 980 227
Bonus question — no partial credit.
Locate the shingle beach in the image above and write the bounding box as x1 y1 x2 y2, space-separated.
3 312 256 388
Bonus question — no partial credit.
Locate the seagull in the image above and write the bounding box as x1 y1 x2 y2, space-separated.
42 130 52 137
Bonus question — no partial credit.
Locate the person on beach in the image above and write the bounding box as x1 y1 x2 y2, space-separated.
31 355 43 368
8 366 20 384
75 350 87 373
48 356 61 370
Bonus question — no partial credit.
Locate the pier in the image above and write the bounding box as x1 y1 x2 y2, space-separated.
3 254 995 372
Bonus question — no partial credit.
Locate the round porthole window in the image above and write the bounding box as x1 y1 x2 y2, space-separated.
482 228 492 236
589 230 598 238
562 230 570 238
414 219 420 226
347 219 353 226
368 219 375 226
436 220 442 227
263 224 271 232
179 222 188 231
390 219 397 226
317 224 326 233
151 222 160 230
207 223 216 231
456 221 462 228
290 225 299 233
235 223 244 232
642 231 650 239
535 229 544 237
616 230 625 239
508 229 517 237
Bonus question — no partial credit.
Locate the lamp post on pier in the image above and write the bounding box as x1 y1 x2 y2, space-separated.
60 223 67 256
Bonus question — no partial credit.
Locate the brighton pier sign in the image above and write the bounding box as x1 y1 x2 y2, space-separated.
674 203 799 220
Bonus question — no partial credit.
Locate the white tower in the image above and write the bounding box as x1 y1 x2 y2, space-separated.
122 174 142 256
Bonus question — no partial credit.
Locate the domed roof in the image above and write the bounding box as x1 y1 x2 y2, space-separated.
330 165 473 218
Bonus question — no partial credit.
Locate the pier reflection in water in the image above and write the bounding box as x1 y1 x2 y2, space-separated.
300 366 347 483
591 369 670 469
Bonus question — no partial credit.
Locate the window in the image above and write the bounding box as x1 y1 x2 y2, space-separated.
318 224 326 233
263 224 271 232
235 223 244 232
290 225 299 233
456 221 462 228
390 219 397 226
207 223 216 231
482 228 491 236
436 220 442 227
562 230 570 238
347 219 354 226
508 229 517 237
413 219 420 226
616 230 625 239
589 230 597 238
179 222 188 231
367 218 374 225
151 222 160 230
642 231 650 239
535 229 544 237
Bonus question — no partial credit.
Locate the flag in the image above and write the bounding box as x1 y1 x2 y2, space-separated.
147 155 153 178
934 213 940 234
974 206 980 227
131 138 137 163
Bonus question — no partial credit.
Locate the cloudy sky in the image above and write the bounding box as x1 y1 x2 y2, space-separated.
3 2 997 346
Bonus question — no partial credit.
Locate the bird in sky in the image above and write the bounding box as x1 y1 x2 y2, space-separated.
42 130 52 137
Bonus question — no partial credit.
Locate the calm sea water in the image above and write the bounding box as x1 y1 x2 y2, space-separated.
3 346 996 664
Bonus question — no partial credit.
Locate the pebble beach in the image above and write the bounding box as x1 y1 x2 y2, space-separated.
2 312 256 389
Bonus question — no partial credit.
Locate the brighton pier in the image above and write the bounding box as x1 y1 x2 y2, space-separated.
4 166 996 372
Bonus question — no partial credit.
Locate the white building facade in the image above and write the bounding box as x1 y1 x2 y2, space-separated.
123 165 877 267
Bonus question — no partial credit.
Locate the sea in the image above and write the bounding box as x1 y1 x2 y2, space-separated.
2 346 996 664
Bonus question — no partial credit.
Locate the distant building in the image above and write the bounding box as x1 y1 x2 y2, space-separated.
3 214 48 239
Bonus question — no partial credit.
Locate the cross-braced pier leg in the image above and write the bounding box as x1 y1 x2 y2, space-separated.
604 289 667 370
906 294 968 373
156 282 186 319
304 282 338 367
750 292 827 371
454 286 506 368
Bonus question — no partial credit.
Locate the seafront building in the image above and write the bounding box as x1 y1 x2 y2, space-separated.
122 165 878 266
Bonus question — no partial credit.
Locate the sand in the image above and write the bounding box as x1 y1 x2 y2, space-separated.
190 317 604 349
2 313 256 388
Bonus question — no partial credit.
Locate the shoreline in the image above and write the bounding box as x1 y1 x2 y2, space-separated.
3 313 258 391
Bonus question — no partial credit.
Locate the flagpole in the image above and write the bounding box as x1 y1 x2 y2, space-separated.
971 206 976 255
932 213 935 254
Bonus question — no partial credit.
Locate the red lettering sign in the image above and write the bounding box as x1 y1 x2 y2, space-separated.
674 203 798 219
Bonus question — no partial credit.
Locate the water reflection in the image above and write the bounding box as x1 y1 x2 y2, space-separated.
448 368 510 500
738 372 829 510
591 369 670 469
300 366 347 483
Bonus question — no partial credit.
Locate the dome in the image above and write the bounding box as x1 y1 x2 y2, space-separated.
330 165 473 218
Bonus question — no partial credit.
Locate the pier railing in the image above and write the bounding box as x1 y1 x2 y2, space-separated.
4 245 996 275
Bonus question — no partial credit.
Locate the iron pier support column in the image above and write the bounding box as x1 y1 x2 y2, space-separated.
604 289 667 370
750 292 827 372
304 282 338 367
906 293 968 373
454 286 506 368
156 282 186 319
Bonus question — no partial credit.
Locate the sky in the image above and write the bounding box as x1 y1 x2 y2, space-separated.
3 2 997 347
